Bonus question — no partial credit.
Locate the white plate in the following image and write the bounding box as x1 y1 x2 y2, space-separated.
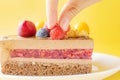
0 52 120 80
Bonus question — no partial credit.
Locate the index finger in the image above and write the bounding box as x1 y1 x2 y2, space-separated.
46 0 58 29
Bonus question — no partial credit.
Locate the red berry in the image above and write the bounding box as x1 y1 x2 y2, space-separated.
50 24 66 40
18 20 36 37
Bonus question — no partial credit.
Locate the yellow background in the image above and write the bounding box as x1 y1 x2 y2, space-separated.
0 0 120 57
0 0 120 79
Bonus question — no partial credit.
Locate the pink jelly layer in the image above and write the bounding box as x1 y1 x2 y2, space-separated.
11 49 93 59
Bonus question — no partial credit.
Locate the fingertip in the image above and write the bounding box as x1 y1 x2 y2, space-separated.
47 20 57 29
59 18 70 31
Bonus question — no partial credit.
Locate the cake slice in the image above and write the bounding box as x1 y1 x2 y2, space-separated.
0 36 93 76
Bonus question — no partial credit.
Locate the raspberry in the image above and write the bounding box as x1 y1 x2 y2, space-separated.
50 24 66 40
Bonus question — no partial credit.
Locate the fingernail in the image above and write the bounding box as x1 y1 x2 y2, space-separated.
47 21 55 29
47 21 51 29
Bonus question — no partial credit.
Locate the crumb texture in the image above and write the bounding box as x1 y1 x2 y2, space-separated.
2 60 92 76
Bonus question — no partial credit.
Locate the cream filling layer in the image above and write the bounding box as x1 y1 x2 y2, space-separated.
8 58 92 64
0 39 94 49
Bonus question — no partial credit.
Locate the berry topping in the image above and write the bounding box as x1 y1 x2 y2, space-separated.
75 22 89 37
35 21 44 31
36 28 49 38
18 20 36 37
76 30 89 37
75 22 89 34
67 29 76 38
50 24 66 40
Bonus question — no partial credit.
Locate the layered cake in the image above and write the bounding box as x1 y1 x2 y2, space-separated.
0 21 94 76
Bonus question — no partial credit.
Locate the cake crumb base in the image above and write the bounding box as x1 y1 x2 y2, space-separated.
2 60 92 76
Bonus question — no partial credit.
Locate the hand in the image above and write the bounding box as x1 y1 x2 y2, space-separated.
46 0 100 31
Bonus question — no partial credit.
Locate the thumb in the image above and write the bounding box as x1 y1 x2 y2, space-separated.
59 0 100 31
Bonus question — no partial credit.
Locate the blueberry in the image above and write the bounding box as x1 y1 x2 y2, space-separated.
36 28 49 38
